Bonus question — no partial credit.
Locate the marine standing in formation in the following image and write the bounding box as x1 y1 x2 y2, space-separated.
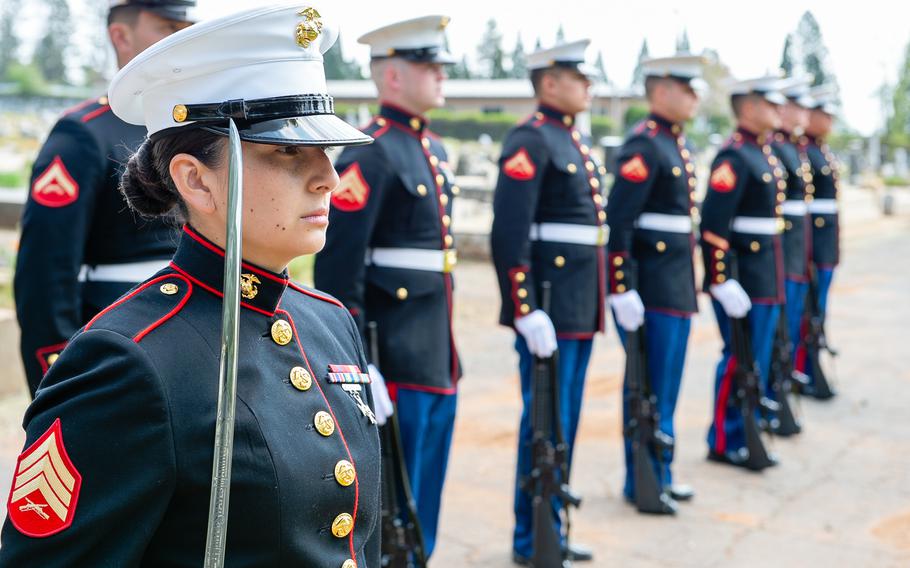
14 0 196 396
314 15 460 559
1 5 381 566
606 54 705 511
700 76 788 469
491 39 603 565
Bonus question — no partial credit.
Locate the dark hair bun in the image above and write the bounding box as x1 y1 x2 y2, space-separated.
119 141 178 217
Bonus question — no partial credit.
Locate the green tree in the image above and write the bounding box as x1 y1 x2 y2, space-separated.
34 0 73 84
448 55 473 79
779 33 795 76
0 0 22 78
509 34 527 78
887 39 910 147
477 19 506 79
323 35 362 80
82 0 113 86
676 28 691 54
555 24 565 44
631 39 649 87
7 62 47 95
594 50 608 84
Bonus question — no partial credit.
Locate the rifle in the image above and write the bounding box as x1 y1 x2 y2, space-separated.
767 310 808 436
623 326 677 514
527 282 580 568
802 264 836 400
729 316 780 471
368 322 427 568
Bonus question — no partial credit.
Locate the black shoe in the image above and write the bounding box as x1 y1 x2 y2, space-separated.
511 551 531 566
563 543 593 562
667 484 695 501
623 491 678 515
708 449 779 471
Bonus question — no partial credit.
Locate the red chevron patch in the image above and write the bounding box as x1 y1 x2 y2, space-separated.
7 418 82 537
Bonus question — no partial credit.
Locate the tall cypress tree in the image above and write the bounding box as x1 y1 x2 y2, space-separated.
34 0 74 84
477 19 506 79
510 34 527 78
631 39 650 87
0 0 21 78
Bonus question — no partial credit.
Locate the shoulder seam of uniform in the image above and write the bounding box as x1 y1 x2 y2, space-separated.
83 273 193 342
288 282 345 309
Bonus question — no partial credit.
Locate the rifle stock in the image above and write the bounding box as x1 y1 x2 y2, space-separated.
528 282 573 568
804 265 836 399
369 322 427 568
769 312 802 436
730 317 778 471
624 328 676 514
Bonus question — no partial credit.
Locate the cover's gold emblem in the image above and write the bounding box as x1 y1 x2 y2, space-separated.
240 273 261 300
172 104 188 123
295 7 323 48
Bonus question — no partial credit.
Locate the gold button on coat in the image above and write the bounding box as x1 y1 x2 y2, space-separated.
435 174 446 186
271 320 293 345
439 194 449 206
416 184 427 196
714 250 725 259
442 215 451 227
750 241 761 252
409 117 421 130
615 270 624 279
47 353 59 366
429 155 439 166
517 288 528 298
520 304 530 315
613 256 623 266
586 161 595 172
290 366 312 391
554 256 566 268
421 138 431 149
616 284 627 293
342 560 357 568
160 283 179 295
314 411 335 436
451 185 460 195
396 288 408 300
672 166 682 177
334 460 356 487
567 163 578 174
515 272 526 282
444 234 454 247
762 173 772 183
332 513 354 537
815 217 825 228
590 178 600 189
656 241 667 252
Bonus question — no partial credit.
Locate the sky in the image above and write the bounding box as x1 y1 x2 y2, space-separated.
190 0 908 136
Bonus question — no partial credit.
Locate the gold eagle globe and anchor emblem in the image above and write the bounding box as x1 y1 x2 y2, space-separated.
240 273 261 300
295 7 323 48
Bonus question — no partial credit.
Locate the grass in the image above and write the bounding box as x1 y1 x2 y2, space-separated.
288 254 314 286
0 170 26 188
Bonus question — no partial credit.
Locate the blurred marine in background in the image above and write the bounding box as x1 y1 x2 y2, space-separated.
606 54 706 513
314 15 459 559
14 0 196 396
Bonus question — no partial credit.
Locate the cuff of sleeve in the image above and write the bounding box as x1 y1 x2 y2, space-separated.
608 252 634 294
509 265 536 319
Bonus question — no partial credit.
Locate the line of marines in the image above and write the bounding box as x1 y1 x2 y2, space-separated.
9 3 842 565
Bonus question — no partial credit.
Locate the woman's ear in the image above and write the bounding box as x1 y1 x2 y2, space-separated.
170 153 219 215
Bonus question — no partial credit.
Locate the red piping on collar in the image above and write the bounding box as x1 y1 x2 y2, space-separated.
169 262 276 317
81 105 111 123
182 226 289 286
36 341 69 375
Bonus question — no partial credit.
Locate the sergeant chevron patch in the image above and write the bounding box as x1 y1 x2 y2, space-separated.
709 161 737 192
503 148 537 181
331 162 370 212
7 418 82 537
619 154 650 183
32 156 79 207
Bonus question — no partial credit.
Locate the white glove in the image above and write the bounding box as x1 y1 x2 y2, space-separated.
710 279 752 318
609 290 645 331
514 309 558 358
367 364 394 426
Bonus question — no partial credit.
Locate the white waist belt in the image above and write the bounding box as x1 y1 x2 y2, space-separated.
529 223 608 246
78 259 171 283
368 248 457 273
634 213 692 234
808 199 838 214
731 216 782 235
781 200 808 216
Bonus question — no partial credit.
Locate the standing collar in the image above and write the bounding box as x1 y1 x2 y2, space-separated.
170 225 289 317
536 103 576 128
646 112 684 136
379 103 429 133
732 125 762 146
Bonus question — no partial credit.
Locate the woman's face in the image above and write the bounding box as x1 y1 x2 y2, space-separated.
212 142 339 271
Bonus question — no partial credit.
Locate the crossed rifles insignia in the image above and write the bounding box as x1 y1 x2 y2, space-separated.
295 7 323 48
